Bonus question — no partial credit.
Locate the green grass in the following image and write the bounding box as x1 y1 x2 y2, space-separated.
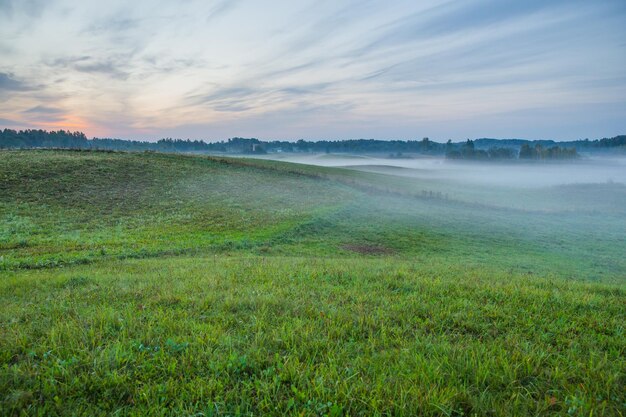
0 150 353 269
1 150 625 416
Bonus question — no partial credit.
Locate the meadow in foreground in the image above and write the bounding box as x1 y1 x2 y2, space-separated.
1 150 624 416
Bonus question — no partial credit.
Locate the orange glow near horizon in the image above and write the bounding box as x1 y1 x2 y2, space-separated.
34 116 94 135
3 114 162 140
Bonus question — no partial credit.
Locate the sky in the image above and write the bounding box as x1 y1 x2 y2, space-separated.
1 0 625 142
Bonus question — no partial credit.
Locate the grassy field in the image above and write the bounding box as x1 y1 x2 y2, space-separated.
1 150 625 416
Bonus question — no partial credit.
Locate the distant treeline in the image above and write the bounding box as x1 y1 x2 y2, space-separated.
446 140 579 160
0 129 213 152
1 128 624 157
471 136 626 152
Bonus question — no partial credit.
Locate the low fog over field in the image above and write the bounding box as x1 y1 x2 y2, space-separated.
252 153 626 216
260 154 626 188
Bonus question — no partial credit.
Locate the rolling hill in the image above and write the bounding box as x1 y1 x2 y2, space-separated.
1 150 624 416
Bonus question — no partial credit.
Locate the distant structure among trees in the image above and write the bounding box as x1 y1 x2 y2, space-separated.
1 128 622 160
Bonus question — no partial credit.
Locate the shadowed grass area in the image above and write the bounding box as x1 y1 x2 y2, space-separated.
1 150 625 415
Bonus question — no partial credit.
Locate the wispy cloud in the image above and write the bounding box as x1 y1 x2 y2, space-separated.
1 0 625 140
23 105 64 114
47 55 130 80
0 117 19 126
206 0 242 24
0 0 47 18
74 60 129 80
85 16 140 35
0 72 35 92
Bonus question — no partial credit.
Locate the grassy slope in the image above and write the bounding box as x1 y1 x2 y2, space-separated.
0 150 625 416
0 151 353 269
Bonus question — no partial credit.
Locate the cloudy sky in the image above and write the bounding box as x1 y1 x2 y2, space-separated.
1 0 625 141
